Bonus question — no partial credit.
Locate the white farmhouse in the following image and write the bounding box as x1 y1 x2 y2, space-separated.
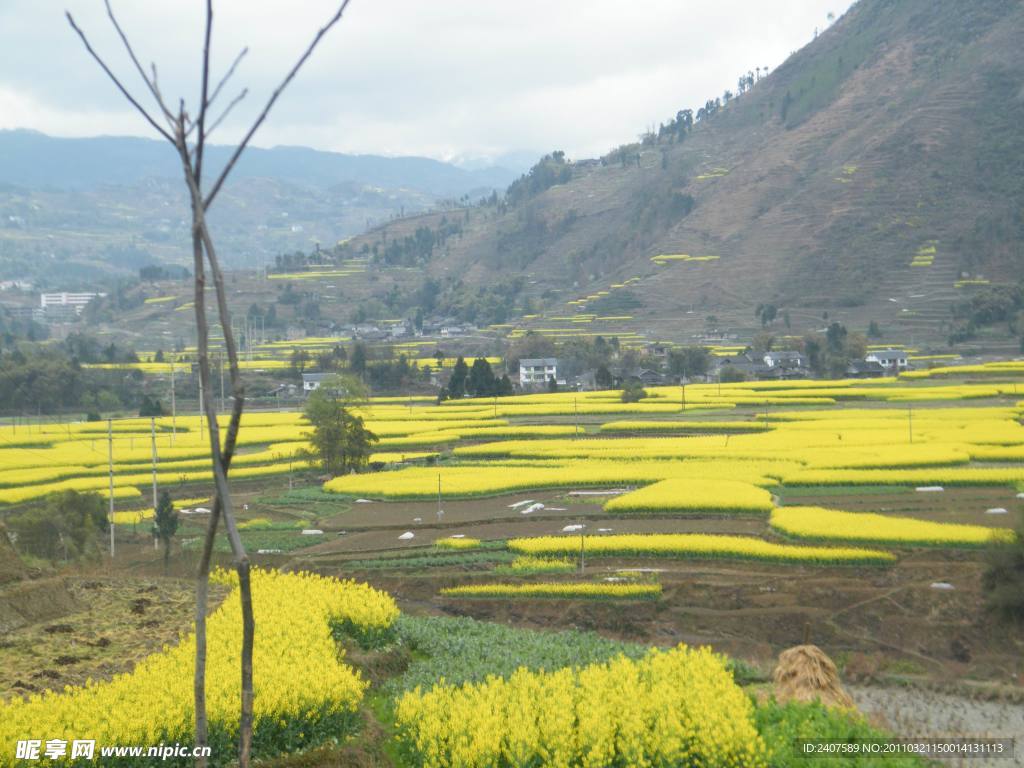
864 348 910 372
301 372 332 392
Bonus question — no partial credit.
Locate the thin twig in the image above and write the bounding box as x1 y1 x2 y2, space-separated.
65 12 174 143
195 0 214 184
102 0 175 124
208 47 249 111
206 88 248 139
204 0 352 209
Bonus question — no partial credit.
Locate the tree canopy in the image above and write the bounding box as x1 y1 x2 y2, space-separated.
6 490 108 561
299 377 378 476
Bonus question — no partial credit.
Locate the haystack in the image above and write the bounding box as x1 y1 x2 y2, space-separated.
772 644 854 709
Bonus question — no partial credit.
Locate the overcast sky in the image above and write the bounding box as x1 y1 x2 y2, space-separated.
0 0 856 166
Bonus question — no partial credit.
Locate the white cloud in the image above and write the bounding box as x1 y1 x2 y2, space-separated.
0 86 136 136
1 0 856 162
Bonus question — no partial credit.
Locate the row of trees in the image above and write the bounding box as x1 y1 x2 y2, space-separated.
440 357 514 400
289 343 434 392
0 307 49 346
949 283 1024 349
505 152 573 206
0 345 149 415
374 218 463 267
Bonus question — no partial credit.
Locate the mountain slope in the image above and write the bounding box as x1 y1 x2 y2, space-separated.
348 0 1024 344
0 131 518 280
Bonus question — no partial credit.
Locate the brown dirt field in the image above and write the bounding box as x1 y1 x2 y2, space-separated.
0 575 228 700
341 553 1024 688
780 485 1023 528
284 490 1024 690
313 491 605 529
297 517 766 557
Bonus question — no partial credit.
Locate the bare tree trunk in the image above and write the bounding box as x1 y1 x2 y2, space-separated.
67 4 353 765
193 495 220 764
176 138 254 765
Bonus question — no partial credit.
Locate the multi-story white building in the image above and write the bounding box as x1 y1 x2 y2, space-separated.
519 357 560 387
39 292 106 315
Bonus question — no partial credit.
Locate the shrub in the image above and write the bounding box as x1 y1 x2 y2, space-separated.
982 508 1024 622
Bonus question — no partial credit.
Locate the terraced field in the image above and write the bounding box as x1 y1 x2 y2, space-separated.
3 364 1024 766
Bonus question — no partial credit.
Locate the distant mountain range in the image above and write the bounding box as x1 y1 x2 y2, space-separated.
0 129 521 197
0 130 527 282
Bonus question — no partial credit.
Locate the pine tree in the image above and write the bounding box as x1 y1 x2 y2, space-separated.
152 490 179 572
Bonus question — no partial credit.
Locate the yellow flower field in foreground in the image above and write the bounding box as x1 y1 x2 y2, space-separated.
0 569 398 766
395 645 766 768
770 506 1014 547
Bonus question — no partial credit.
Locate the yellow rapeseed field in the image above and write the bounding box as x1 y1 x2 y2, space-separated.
770 506 1013 547
604 478 774 515
324 460 786 499
0 569 398 765
500 555 577 573
434 536 482 550
3 374 1024 517
394 644 766 767
508 533 895 565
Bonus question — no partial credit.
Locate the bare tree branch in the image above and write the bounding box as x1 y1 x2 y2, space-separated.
205 88 248 139
204 0 353 209
194 0 214 184
65 12 174 143
149 63 170 116
208 47 249 111
102 0 175 124
185 47 247 141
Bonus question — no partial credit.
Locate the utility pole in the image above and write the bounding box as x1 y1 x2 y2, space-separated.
437 474 444 523
680 382 686 412
170 362 176 444
107 419 115 558
199 375 205 440
220 353 226 412
150 416 159 514
580 530 585 573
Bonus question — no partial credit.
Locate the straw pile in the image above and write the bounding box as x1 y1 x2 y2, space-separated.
773 644 854 709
